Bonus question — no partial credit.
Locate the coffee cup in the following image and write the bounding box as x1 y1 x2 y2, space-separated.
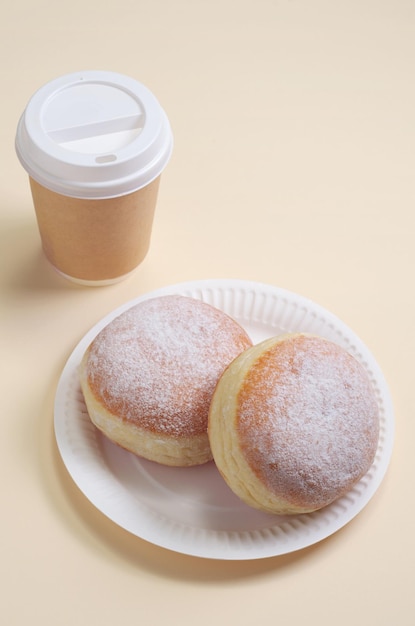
15 71 173 285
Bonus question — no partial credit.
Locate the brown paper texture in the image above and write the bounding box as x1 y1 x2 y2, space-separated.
29 176 160 282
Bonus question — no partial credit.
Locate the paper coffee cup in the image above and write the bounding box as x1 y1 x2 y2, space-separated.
15 71 173 285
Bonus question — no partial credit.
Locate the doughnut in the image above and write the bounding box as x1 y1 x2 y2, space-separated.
78 294 252 466
208 333 380 514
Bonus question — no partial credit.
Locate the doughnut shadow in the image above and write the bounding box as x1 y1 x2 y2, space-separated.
51 425 339 582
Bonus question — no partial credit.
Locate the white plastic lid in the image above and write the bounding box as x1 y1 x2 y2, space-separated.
15 71 173 199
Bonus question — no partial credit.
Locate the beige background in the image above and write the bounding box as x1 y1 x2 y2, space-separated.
1 1 413 624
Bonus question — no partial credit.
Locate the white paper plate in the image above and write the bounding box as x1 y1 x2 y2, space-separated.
54 279 394 560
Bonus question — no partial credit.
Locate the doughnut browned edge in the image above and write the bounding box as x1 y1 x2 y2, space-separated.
78 294 252 466
208 333 380 514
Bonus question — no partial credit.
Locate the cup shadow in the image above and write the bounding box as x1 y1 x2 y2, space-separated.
1 217 82 292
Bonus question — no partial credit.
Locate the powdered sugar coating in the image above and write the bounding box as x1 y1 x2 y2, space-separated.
85 295 252 438
237 334 380 510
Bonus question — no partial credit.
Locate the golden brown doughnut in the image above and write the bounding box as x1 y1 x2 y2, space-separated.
79 294 252 466
208 333 380 514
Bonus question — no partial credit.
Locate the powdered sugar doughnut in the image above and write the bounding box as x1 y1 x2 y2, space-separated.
79 295 252 466
208 333 380 514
